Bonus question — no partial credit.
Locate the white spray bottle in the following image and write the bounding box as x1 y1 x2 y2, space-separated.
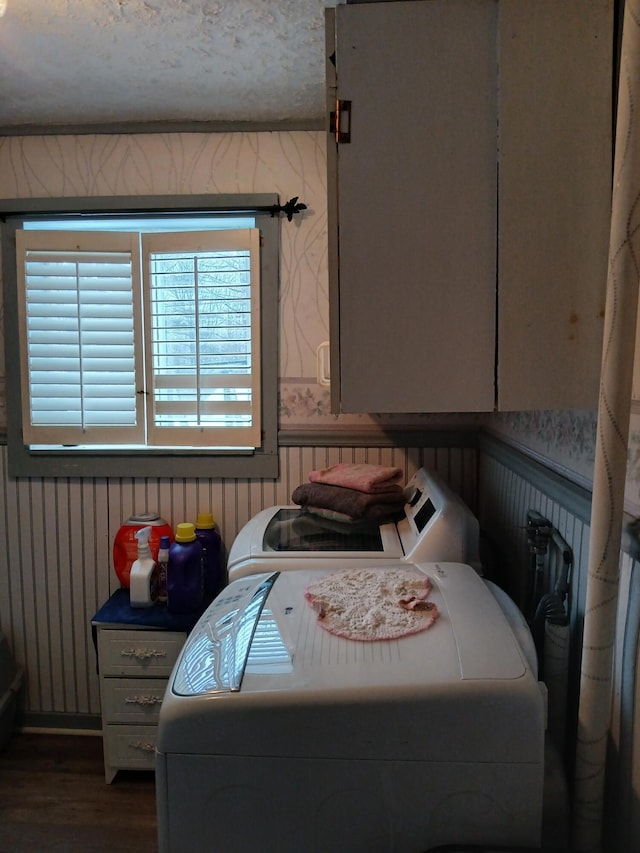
129 526 159 608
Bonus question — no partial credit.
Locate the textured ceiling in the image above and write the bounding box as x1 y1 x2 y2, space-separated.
0 0 331 133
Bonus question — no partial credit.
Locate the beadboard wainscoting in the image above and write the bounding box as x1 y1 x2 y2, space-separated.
477 434 592 759
4 426 640 849
477 433 592 612
0 433 478 729
477 433 640 851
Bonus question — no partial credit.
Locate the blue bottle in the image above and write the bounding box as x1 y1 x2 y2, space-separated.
195 512 224 598
167 523 203 614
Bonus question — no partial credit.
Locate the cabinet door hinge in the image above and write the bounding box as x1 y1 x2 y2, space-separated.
329 100 352 144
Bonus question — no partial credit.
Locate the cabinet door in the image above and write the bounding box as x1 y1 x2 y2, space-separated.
328 0 497 413
497 0 612 410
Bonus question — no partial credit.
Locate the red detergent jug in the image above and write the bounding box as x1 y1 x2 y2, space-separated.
113 512 173 588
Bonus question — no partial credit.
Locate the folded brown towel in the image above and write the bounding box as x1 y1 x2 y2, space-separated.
292 482 406 523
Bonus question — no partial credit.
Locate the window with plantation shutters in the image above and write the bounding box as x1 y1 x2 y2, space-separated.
16 226 262 450
3 195 279 478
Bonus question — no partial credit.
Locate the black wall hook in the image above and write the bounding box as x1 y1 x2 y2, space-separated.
270 197 307 221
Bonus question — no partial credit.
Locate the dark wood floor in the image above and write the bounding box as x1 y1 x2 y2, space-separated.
0 732 157 853
0 731 572 853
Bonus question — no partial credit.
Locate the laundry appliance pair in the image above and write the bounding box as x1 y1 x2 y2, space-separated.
156 467 546 853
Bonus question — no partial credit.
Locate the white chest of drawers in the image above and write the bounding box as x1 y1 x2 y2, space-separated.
95 625 186 783
92 590 206 784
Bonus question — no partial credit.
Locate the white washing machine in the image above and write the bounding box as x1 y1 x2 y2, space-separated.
227 466 481 580
156 563 545 853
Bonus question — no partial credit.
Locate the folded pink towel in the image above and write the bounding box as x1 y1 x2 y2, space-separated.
308 463 404 494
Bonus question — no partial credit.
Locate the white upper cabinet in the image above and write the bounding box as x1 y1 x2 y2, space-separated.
327 0 613 414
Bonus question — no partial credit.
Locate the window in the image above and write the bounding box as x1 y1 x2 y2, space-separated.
2 195 280 478
18 227 261 448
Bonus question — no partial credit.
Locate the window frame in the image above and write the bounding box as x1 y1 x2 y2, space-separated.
1 194 280 479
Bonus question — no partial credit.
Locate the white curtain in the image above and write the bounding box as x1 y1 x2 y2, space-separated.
574 2 640 849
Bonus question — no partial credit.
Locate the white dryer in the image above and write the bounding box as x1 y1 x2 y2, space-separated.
226 466 481 580
156 563 545 853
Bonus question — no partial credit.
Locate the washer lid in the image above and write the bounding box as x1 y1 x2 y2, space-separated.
171 563 527 699
241 505 402 560
263 509 388 553
172 572 277 697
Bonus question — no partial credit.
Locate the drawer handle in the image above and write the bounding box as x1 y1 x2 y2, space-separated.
124 695 163 707
129 739 156 753
120 648 167 661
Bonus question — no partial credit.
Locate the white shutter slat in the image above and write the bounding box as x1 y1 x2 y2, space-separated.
17 230 145 445
152 375 252 389
31 387 136 404
28 330 134 345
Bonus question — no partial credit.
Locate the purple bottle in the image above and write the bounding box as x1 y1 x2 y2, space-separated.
167 523 203 614
195 512 224 598
157 535 170 604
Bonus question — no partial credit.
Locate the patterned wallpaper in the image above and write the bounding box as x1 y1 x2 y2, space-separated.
1 130 638 513
0 130 494 439
487 409 640 518
625 409 640 515
0 131 454 436
486 410 598 486
0 131 330 395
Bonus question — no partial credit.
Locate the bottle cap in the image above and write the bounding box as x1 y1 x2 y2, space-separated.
159 535 171 549
175 522 196 543
196 512 215 529
126 512 163 525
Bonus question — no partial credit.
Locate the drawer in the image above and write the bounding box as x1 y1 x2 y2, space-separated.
97 628 186 677
103 724 158 771
101 678 167 724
